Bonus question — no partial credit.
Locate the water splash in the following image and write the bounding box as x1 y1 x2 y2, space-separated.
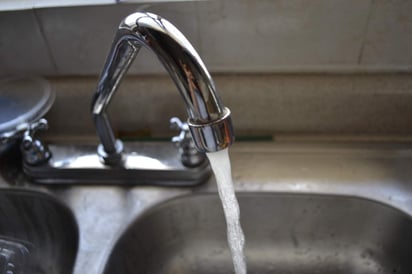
207 148 247 274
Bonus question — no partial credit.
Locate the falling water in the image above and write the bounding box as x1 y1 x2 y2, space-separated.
206 148 247 274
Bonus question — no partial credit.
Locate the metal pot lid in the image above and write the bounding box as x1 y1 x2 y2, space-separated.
0 77 55 134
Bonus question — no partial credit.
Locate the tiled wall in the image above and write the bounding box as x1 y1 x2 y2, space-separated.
45 74 412 139
1 1 412 138
1 0 412 75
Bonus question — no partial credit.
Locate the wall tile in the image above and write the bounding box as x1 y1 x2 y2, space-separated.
216 74 412 136
361 0 412 66
45 75 186 136
45 74 412 138
37 3 198 75
2 1 411 75
0 10 55 75
197 0 371 71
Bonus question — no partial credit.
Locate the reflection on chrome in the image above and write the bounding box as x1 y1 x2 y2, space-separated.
54 154 171 170
125 155 171 170
53 155 106 169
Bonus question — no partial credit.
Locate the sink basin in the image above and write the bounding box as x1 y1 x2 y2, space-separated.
0 189 78 274
104 193 412 274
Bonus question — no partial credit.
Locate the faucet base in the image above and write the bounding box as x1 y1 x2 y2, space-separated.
23 142 210 186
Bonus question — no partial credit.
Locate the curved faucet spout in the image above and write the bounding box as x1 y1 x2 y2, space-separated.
92 12 234 165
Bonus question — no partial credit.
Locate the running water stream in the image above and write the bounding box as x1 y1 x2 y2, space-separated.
206 148 247 274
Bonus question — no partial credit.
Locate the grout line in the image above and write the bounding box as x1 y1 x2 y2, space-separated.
42 65 412 78
44 133 412 144
194 1 202 57
33 9 59 73
273 134 412 143
357 0 376 65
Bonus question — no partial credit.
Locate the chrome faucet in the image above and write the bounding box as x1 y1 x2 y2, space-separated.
92 12 234 166
22 12 234 185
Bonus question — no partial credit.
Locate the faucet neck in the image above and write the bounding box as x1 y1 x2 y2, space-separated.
92 12 234 165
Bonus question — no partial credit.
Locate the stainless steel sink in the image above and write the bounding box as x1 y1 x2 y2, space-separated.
103 193 412 274
0 189 78 274
3 142 412 274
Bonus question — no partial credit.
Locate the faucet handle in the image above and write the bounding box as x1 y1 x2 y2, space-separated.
170 117 189 144
170 117 206 167
21 119 51 165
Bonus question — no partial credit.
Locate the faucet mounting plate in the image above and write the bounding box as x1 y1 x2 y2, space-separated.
23 142 210 186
